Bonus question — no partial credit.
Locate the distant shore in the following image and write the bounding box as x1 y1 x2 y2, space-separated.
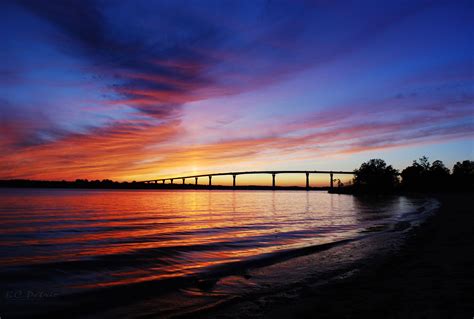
0 179 332 191
194 193 474 318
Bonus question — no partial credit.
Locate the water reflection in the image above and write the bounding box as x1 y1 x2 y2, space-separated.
0 189 426 299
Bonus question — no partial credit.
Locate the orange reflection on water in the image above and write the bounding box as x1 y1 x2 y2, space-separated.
0 189 416 294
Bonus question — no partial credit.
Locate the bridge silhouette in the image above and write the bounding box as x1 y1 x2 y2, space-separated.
143 170 355 190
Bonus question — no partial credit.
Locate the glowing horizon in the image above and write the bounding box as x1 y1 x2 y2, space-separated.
1 1 473 182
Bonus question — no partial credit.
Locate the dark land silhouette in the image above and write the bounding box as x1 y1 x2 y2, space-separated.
0 179 334 191
335 157 473 194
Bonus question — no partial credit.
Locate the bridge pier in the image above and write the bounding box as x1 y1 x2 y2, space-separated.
143 170 354 190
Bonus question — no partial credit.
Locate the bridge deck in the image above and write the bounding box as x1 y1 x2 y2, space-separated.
143 170 354 183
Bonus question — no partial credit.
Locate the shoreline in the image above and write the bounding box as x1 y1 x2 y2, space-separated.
75 195 434 319
194 193 473 318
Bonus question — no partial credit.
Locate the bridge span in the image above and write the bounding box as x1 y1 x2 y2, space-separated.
142 170 355 190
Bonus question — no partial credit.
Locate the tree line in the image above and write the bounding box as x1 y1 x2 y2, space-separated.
1 157 472 192
353 157 473 193
0 179 146 189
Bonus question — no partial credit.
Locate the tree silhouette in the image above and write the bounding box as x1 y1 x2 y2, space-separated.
418 156 431 170
401 164 425 190
452 160 474 190
429 160 450 189
354 159 399 193
401 157 451 191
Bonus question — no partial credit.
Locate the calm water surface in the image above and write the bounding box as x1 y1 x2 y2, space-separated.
0 188 436 316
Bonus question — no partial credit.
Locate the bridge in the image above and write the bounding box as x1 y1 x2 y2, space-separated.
142 170 355 190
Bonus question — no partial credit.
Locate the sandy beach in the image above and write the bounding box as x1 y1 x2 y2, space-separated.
194 193 474 319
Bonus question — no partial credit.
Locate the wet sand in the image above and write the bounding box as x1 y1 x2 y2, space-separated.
196 194 474 319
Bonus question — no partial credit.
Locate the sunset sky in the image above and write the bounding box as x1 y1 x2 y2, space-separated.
1 0 473 185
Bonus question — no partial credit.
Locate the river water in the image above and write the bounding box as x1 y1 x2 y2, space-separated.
0 188 437 317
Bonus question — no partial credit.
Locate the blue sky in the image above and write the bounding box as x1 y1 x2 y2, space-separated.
0 0 472 182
